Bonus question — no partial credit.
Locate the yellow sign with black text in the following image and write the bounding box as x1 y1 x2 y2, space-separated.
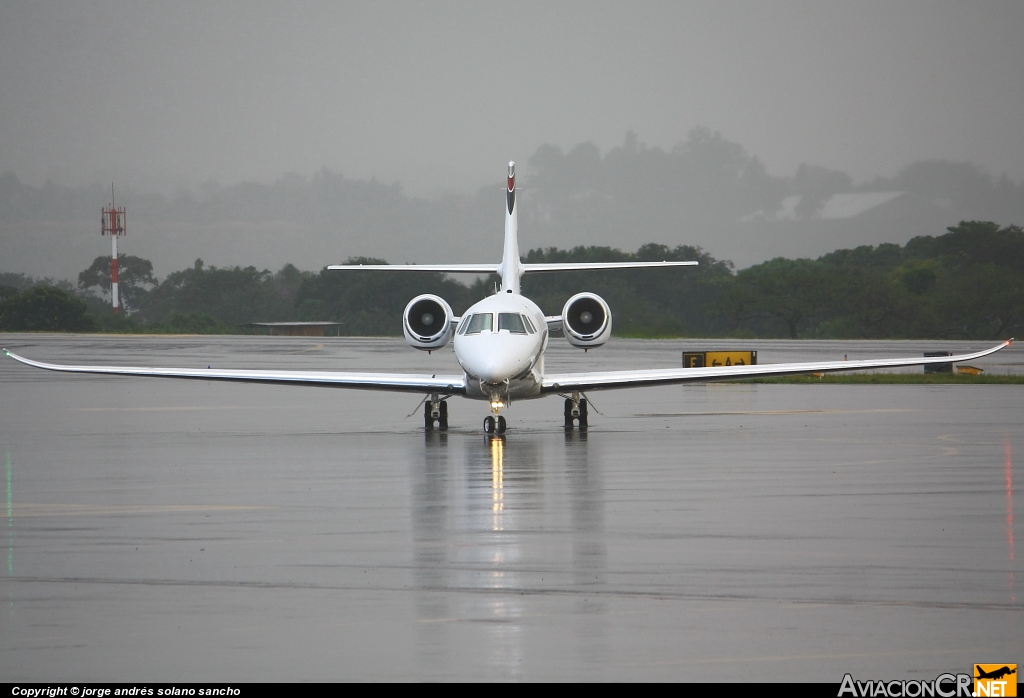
683 351 758 368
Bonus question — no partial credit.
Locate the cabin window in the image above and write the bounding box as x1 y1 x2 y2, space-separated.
464 313 493 335
498 313 527 334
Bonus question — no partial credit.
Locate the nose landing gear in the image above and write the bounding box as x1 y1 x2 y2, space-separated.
484 415 507 434
564 392 588 430
424 396 448 431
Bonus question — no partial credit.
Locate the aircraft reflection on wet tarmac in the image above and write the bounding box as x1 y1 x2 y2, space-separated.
411 431 606 676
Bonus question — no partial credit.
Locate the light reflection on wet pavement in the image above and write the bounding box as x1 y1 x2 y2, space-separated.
0 334 1020 680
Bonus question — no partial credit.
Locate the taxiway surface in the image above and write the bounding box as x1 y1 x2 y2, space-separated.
0 334 1020 681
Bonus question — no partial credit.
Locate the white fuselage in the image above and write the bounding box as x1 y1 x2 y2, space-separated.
454 292 547 403
451 160 547 406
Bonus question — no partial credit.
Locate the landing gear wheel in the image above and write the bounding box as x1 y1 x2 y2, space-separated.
564 395 589 429
425 398 448 431
484 415 496 434
496 416 507 434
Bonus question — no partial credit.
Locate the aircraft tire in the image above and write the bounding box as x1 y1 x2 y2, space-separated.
497 416 507 434
483 416 496 433
579 399 588 429
424 401 433 430
439 401 448 430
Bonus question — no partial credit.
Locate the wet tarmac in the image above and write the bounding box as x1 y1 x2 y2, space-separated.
0 334 1020 681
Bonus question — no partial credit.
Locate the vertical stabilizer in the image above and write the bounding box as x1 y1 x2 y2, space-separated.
499 161 521 294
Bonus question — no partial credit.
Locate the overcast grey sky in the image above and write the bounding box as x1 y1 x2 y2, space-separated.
2 1 1022 196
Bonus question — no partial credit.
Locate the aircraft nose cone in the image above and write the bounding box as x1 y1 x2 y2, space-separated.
456 333 533 384
474 354 520 384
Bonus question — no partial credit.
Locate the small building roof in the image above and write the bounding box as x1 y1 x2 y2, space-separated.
753 191 909 221
818 192 904 219
240 321 343 327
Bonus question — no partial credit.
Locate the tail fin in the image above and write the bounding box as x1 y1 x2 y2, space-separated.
499 161 521 294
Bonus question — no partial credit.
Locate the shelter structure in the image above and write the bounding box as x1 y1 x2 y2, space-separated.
241 321 343 337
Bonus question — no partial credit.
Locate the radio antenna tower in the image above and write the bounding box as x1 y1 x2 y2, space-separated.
101 184 126 313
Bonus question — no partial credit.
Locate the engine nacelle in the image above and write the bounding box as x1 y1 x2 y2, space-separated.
561 292 612 349
403 294 455 351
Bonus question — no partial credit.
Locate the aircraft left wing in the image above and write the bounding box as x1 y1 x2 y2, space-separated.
2 349 467 395
541 340 1012 393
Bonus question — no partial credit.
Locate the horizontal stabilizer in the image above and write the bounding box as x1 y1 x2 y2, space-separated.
522 261 698 273
328 261 697 274
328 264 499 274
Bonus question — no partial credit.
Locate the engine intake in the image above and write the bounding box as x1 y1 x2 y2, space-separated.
561 292 612 349
403 294 455 351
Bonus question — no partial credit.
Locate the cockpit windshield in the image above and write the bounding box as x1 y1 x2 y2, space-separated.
463 313 493 335
498 313 527 334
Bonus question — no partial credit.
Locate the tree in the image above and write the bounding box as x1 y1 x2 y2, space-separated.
138 260 313 327
0 285 96 332
934 263 1024 339
793 164 853 217
295 257 475 336
78 254 157 314
724 258 836 339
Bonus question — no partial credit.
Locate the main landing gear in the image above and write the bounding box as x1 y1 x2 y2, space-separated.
483 415 507 435
564 393 588 430
424 396 448 431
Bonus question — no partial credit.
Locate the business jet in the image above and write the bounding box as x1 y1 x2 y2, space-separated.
3 162 1012 434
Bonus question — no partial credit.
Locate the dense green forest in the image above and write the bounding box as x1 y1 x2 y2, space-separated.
1 220 1021 339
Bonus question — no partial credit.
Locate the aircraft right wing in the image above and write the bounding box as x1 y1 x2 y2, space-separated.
541 340 1012 393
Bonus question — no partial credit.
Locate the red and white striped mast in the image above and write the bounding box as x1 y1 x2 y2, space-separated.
101 185 126 313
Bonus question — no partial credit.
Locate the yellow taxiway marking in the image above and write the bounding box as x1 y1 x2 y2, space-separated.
7 503 271 517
